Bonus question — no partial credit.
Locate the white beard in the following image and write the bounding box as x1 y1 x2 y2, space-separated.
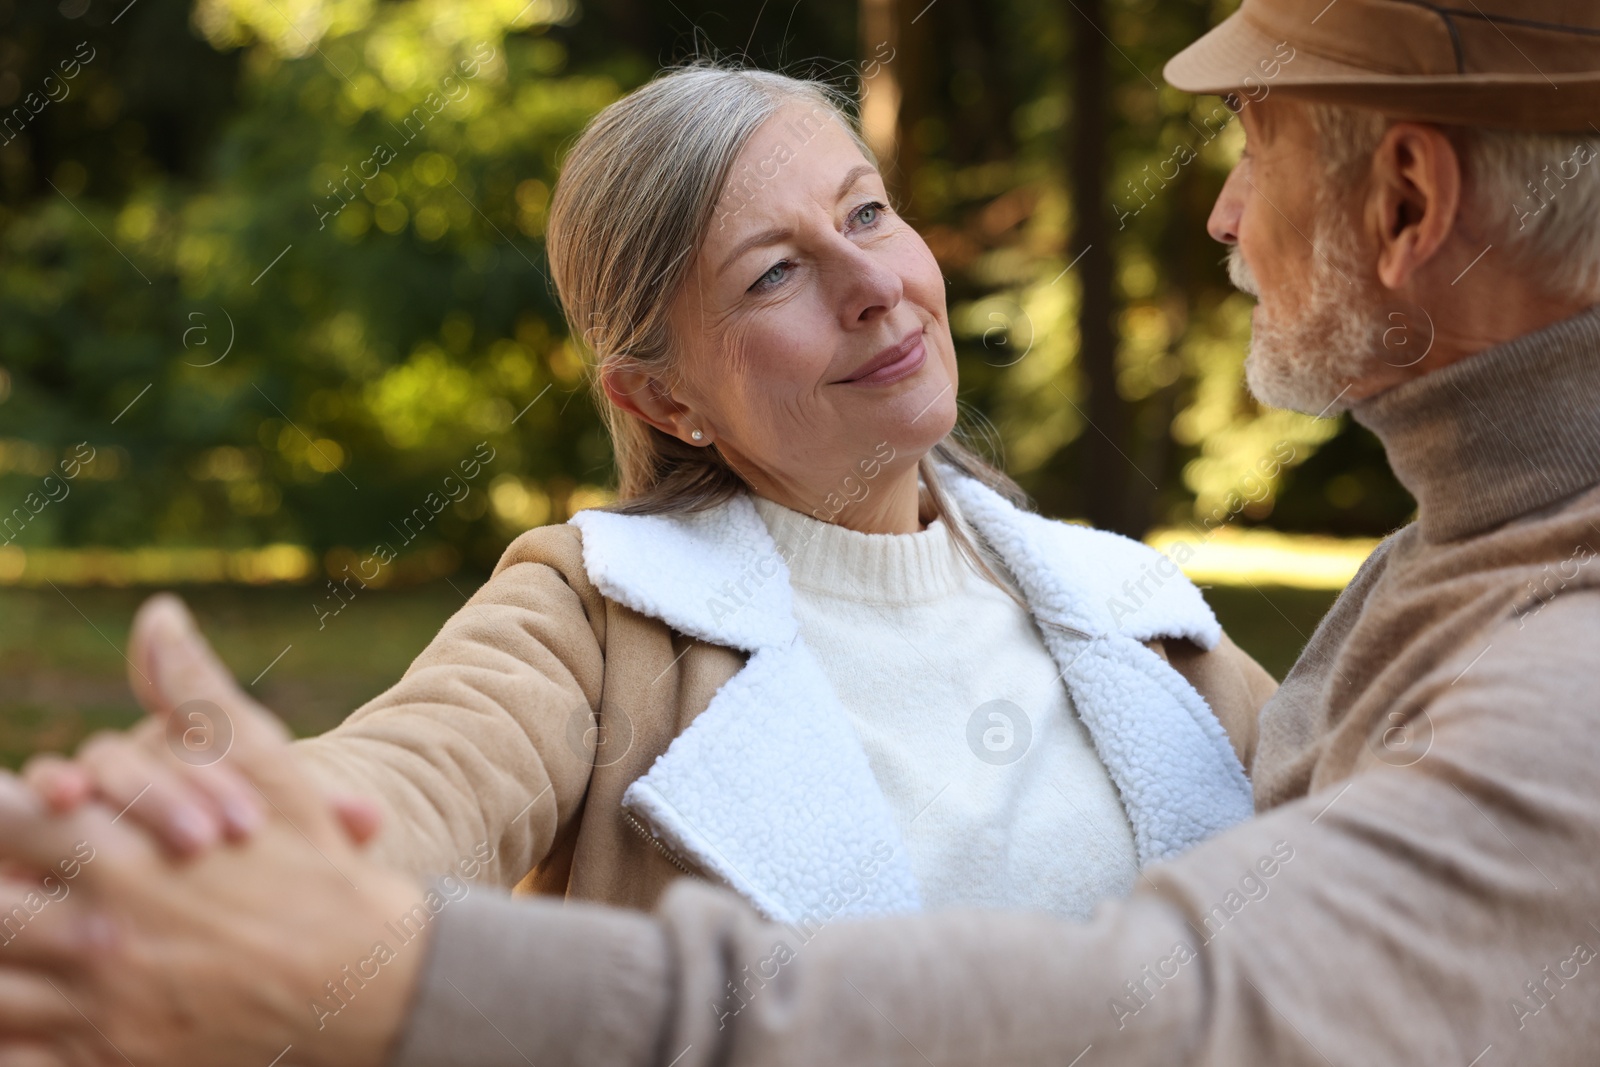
1228 220 1387 417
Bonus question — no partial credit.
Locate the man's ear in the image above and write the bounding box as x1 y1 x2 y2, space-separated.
1368 122 1462 291
600 363 705 445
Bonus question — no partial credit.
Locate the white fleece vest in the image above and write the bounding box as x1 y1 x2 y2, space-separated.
570 467 1252 924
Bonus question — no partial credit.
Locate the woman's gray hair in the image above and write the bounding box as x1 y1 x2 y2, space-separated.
1306 102 1600 303
546 60 1029 588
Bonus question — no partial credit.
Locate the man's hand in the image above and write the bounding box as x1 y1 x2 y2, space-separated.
0 595 429 1067
22 594 382 857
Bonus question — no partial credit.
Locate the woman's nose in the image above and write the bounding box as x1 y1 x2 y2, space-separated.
834 239 905 326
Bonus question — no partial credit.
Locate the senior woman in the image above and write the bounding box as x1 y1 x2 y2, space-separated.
25 64 1274 928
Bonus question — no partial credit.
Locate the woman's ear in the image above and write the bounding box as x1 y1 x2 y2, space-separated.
1369 122 1463 292
600 364 709 445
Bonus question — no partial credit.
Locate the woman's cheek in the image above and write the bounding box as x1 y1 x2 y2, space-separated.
896 233 948 318
744 308 830 391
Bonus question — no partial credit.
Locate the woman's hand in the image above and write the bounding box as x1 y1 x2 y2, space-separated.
21 593 383 858
0 597 430 1067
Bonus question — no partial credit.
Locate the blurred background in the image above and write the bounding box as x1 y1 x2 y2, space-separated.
0 0 1414 766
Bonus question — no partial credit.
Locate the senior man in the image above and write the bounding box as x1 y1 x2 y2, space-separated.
6 1 1600 1064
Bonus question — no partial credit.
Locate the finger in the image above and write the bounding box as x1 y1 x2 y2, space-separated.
0 970 80 1035
331 795 384 848
0 1042 69 1067
140 728 263 842
0 778 149 917
127 597 290 781
114 718 263 841
181 766 263 844
16 762 90 817
73 736 217 858
127 594 287 748
28 732 259 857
127 597 335 839
0 875 107 970
0 779 85 875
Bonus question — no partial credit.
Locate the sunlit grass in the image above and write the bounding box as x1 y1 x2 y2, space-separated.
1147 525 1384 591
0 580 475 769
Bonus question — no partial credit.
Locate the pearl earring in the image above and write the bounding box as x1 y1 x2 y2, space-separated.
690 429 704 442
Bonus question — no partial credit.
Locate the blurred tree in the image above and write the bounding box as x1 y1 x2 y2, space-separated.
1065 0 1129 534
0 0 1413 585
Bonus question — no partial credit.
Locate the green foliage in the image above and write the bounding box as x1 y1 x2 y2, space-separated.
0 0 1413 575
1 0 629 568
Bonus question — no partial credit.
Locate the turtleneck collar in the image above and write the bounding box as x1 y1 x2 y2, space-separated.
749 492 969 604
1350 303 1600 543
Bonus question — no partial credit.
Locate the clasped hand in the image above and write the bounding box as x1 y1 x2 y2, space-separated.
0 595 424 1067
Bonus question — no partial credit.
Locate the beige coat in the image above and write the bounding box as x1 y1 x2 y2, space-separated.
297 471 1277 922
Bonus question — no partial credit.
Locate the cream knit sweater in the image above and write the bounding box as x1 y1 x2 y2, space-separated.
749 493 1139 920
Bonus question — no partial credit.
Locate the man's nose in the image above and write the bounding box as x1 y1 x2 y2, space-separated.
1207 165 1246 246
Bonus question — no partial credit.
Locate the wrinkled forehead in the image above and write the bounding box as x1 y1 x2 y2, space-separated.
700 101 877 246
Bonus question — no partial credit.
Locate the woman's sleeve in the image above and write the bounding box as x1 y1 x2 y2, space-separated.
1154 630 1279 772
293 524 608 888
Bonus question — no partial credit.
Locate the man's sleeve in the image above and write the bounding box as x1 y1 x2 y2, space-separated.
388 592 1600 1067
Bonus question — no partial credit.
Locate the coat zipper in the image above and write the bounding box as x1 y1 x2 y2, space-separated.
622 810 696 875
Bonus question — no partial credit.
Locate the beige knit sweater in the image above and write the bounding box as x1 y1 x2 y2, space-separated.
388 306 1600 1067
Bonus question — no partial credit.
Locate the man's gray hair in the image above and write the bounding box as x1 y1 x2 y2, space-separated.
1306 102 1600 303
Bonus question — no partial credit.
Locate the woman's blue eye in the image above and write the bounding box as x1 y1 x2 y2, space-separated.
750 261 790 292
852 201 883 226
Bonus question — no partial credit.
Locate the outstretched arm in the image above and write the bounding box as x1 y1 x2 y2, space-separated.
0 601 428 1067
290 528 609 885
24 524 610 889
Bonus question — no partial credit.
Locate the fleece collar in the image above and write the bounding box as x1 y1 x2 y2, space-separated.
570 471 1251 924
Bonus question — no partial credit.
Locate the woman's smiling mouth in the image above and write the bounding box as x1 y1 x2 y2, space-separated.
836 328 927 385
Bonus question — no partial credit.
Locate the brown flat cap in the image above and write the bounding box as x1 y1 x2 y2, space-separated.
1164 0 1600 132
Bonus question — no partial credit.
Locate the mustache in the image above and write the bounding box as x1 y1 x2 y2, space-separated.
1226 246 1259 297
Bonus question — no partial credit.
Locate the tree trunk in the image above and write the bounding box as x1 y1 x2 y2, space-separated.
1067 0 1132 535
858 0 930 214
858 0 902 182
